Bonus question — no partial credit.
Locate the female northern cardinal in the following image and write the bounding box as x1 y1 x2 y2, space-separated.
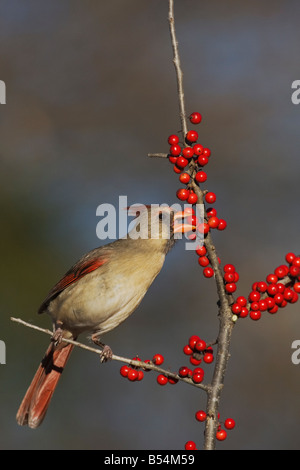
16 206 194 428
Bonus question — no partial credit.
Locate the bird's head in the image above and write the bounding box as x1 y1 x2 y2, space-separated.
126 205 196 252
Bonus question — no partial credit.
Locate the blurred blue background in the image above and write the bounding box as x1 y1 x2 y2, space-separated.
0 0 300 450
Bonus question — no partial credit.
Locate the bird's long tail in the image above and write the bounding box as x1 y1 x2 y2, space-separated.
16 342 74 429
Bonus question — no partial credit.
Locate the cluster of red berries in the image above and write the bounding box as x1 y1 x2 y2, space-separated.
185 414 235 449
230 253 300 321
167 111 227 237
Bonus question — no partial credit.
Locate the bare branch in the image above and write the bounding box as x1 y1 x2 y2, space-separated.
10 317 209 391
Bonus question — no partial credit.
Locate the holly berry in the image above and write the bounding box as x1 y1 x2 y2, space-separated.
224 418 236 430
176 188 189 201
127 369 139 381
198 256 210 267
195 410 207 422
195 339 207 352
183 344 193 355
217 219 227 231
216 429 227 441
187 191 198 204
285 252 296 264
157 374 168 385
169 144 181 156
182 147 194 159
120 365 129 378
225 283 236 294
185 441 197 450
185 130 198 143
179 172 191 184
205 192 216 204
195 245 207 256
203 148 211 158
189 112 202 124
208 216 219 229
168 134 179 145
152 353 164 365
203 352 214 364
193 144 204 155
176 156 189 168
197 155 209 166
203 267 214 278
195 171 207 183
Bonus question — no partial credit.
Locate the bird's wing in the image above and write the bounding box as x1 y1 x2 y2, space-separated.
38 255 108 314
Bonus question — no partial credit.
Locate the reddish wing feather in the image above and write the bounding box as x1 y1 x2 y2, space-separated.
38 256 108 314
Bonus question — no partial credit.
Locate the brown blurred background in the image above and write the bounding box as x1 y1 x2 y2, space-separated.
0 0 300 450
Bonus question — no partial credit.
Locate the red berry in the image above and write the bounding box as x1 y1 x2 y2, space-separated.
185 441 197 450
224 264 235 273
195 410 207 422
284 288 294 301
187 191 198 204
173 165 182 174
216 429 227 441
176 156 189 168
195 339 207 352
236 296 247 307
179 172 191 184
189 112 202 124
231 303 241 314
195 171 207 183
157 374 168 385
168 134 179 145
203 353 214 364
169 144 181 156
176 188 189 201
224 418 236 430
198 256 210 267
186 130 198 143
289 265 300 277
183 344 193 355
207 207 217 218
192 372 204 384
292 257 300 268
294 282 300 293
268 305 278 314
249 290 260 302
182 147 194 159
196 245 207 256
168 156 178 164
178 366 189 377
217 219 227 231
250 310 261 320
203 267 214 278
193 144 204 155
137 370 144 381
203 148 211 158
239 307 249 318
197 155 209 166
190 356 202 366
257 281 267 293
224 272 235 283
285 252 296 264
127 369 139 381
258 299 268 311
198 222 210 234
266 273 278 284
120 365 129 378
168 377 178 384
189 335 200 349
152 353 164 365
274 293 284 305
274 265 289 278
225 283 236 294
208 216 219 229
266 297 275 309
205 192 216 204
267 283 278 296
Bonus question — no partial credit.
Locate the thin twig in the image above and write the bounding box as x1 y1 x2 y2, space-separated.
10 317 208 391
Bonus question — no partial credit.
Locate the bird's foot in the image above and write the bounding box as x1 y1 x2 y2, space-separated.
92 334 113 363
51 322 64 346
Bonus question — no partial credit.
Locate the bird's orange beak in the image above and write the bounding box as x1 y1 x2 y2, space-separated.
173 210 197 233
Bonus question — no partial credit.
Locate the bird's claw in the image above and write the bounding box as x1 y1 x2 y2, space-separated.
51 327 63 346
100 345 113 363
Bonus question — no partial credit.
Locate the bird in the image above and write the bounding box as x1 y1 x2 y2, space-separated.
16 205 194 429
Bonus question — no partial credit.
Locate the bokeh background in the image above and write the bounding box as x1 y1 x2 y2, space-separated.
0 0 300 450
